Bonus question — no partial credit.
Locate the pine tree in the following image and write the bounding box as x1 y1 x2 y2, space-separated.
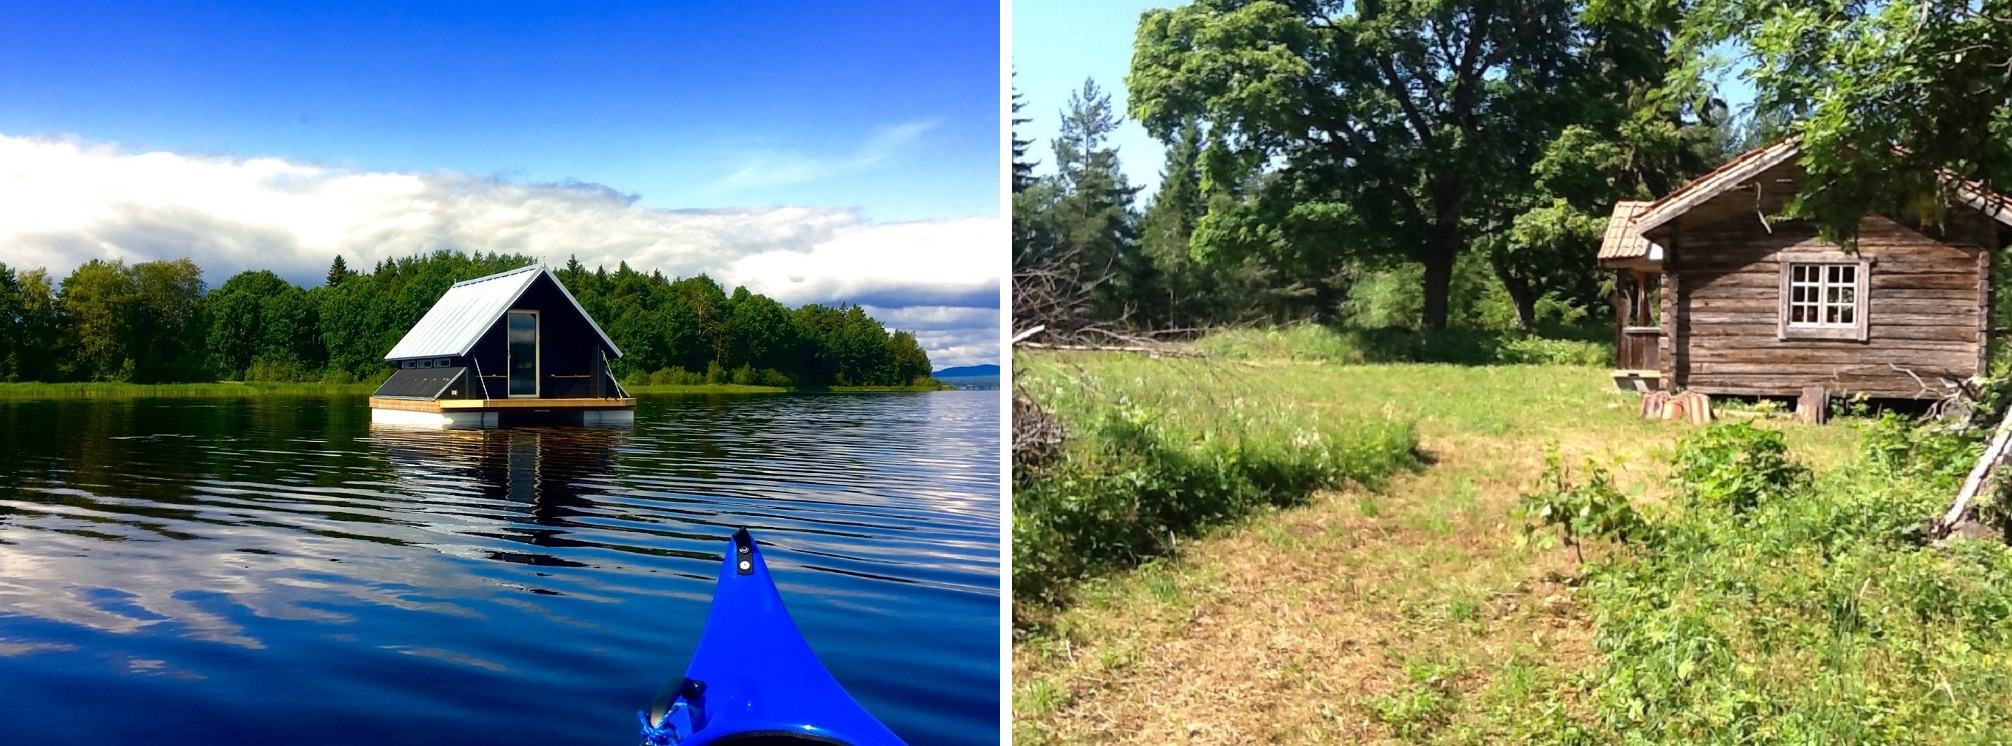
326 255 350 286
1138 119 1208 325
1011 78 1037 194
1049 78 1144 324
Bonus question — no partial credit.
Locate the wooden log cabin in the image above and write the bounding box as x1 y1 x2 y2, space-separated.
368 264 635 428
1598 140 2012 408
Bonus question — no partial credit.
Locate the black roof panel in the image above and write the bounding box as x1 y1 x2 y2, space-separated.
372 367 468 400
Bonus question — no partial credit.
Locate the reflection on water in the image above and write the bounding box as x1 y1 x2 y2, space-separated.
0 392 998 745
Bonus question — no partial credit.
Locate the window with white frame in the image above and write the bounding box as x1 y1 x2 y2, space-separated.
1778 254 1869 341
1787 264 1857 326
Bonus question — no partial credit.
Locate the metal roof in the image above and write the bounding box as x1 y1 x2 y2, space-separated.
383 264 622 360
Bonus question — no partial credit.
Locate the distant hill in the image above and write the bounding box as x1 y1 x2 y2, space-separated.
933 364 999 378
933 364 999 390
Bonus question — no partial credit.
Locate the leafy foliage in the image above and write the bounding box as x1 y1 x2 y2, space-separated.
1517 449 1653 563
1124 0 1722 329
1542 420 2012 744
0 252 934 387
1671 421 1810 515
1675 0 2012 241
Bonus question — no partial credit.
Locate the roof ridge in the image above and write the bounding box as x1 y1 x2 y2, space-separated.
449 263 545 288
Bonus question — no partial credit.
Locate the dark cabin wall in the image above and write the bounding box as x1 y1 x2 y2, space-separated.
1654 158 1995 397
460 274 612 398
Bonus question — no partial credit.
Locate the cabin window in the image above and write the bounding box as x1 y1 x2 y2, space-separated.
1778 254 1870 341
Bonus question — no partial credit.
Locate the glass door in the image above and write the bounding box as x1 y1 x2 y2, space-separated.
507 311 538 397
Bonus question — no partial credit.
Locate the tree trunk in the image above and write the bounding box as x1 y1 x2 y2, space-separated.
1498 267 1538 331
1420 238 1458 331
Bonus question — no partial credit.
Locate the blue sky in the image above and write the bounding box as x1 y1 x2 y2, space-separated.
0 1 999 221
0 1 1002 367
1014 0 1174 196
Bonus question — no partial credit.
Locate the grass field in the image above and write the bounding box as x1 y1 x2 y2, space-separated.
0 381 380 400
1012 351 1898 745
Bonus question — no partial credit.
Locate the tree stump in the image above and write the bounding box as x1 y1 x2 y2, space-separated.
1798 385 1829 425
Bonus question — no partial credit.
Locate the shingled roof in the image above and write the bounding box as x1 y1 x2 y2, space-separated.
1597 200 1656 262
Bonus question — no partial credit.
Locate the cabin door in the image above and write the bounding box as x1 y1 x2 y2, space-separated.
507 310 539 397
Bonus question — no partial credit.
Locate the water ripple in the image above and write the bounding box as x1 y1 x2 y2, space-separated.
0 391 998 745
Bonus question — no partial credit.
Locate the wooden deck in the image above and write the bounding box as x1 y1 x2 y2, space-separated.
368 396 636 413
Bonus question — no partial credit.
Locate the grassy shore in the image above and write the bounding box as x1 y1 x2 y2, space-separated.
1013 352 1889 745
0 381 379 400
0 380 956 401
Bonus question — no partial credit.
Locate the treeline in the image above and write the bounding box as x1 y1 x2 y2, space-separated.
1017 2 2011 338
0 251 935 388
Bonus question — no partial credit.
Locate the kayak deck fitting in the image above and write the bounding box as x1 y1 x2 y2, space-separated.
639 528 909 746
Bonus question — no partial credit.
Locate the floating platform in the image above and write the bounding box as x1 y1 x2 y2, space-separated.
369 396 636 429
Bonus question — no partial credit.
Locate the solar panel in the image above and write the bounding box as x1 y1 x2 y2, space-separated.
371 367 470 400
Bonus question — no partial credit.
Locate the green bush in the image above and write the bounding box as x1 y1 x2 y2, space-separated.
1512 415 2012 743
1516 450 1653 564
1496 336 1609 366
1860 412 1982 491
1671 421 1810 515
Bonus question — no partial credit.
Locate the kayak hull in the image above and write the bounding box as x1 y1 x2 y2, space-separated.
642 529 908 746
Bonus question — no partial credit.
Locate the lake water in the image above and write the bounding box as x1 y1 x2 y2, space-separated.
0 390 999 744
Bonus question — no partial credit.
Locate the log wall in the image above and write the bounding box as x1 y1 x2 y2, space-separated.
1664 215 1989 397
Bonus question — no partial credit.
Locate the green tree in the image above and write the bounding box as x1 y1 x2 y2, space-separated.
732 294 803 377
1137 119 1218 325
1130 0 1647 329
128 259 209 382
326 255 350 287
884 330 934 385
1676 0 2012 239
13 269 60 382
59 260 140 380
1049 78 1145 324
1013 79 1038 194
0 264 23 381
207 270 294 379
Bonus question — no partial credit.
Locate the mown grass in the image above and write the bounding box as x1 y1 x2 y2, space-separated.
1012 348 1865 745
0 381 379 401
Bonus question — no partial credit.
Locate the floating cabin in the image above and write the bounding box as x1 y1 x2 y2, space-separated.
1599 140 2012 414
368 264 635 428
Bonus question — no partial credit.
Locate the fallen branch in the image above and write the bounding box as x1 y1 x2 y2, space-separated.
1010 325 1048 346
1015 342 1201 357
1938 403 2012 537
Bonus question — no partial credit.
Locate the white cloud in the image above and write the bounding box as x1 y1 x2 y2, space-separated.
716 119 939 190
859 305 999 370
0 133 1000 366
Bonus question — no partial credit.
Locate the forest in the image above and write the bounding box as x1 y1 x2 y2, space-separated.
1012 0 2011 344
0 251 937 389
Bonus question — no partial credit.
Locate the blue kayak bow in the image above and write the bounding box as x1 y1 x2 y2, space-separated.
640 528 909 746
